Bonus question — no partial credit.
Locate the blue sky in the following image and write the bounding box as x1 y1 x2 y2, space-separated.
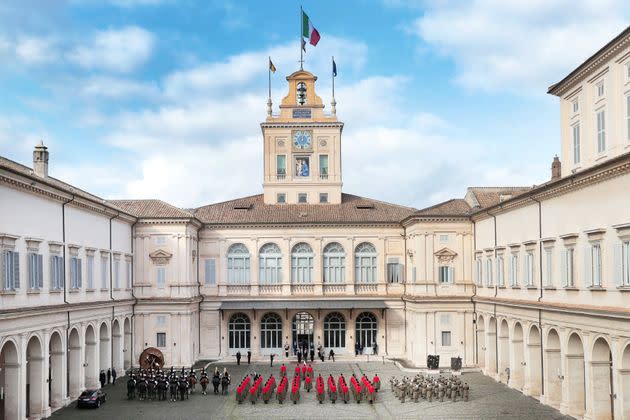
1 0 629 209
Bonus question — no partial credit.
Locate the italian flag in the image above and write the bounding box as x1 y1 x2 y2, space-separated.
302 11 321 46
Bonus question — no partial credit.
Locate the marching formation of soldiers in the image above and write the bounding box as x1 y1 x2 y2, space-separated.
390 374 470 403
125 366 230 402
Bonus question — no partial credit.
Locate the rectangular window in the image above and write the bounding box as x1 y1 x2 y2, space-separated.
49 255 63 290
28 253 43 290
475 258 482 286
591 243 602 287
155 235 167 245
412 266 417 283
439 234 449 243
276 193 286 204
496 256 504 287
298 193 307 203
156 267 166 289
156 315 166 326
626 96 630 141
276 155 286 179
484 259 493 286
561 248 575 287
544 249 553 287
114 259 120 288
70 257 82 289
509 254 519 287
2 250 20 291
156 332 166 348
441 331 452 347
100 256 108 289
596 81 604 97
572 124 580 164
319 193 328 203
524 251 534 287
438 266 454 284
387 260 402 283
597 109 606 153
572 99 579 113
87 255 94 289
319 155 328 179
204 258 216 285
126 260 132 289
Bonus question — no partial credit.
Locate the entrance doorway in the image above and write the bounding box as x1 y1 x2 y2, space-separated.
292 312 314 353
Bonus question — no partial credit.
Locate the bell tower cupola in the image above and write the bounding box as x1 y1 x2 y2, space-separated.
261 69 343 205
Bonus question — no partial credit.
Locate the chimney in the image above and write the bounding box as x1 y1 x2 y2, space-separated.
33 141 49 178
551 155 561 181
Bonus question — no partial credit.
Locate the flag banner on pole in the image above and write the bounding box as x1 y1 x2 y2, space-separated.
302 11 321 46
269 59 276 73
301 38 306 53
332 59 337 77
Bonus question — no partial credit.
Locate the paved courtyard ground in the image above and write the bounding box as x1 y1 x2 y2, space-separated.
51 361 571 419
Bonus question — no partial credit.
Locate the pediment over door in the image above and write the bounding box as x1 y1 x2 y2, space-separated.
434 247 457 264
149 249 173 265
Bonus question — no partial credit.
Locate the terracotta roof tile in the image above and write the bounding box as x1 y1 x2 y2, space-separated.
466 187 532 209
108 199 194 218
413 199 472 217
193 193 416 225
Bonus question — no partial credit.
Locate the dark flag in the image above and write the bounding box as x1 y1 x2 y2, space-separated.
333 59 337 77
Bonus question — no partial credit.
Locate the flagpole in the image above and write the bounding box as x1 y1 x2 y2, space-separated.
268 56 271 99
332 56 335 98
300 5 303 70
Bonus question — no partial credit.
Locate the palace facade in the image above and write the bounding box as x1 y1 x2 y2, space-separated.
1 27 630 420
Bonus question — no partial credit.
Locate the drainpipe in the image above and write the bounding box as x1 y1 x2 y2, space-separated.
62 194 75 399
531 196 545 396
402 226 408 358
108 212 119 372
130 219 138 370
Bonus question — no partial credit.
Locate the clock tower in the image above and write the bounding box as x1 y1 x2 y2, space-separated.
261 69 343 205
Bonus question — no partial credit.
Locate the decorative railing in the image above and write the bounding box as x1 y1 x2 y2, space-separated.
227 285 250 295
291 284 315 295
323 284 345 295
259 284 283 295
354 283 378 294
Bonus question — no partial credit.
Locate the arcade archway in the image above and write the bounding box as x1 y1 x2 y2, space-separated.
545 329 562 408
292 312 314 352
0 340 20 420
566 333 585 417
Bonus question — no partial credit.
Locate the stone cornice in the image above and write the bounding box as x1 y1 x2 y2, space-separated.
548 27 630 97
261 122 344 129
203 222 404 230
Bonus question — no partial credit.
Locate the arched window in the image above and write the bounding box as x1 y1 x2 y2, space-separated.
259 243 282 284
356 312 378 353
291 243 314 283
323 242 345 283
355 242 377 283
324 312 346 349
260 313 282 351
227 243 250 284
228 313 250 352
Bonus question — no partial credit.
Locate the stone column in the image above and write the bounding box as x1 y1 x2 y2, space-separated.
345 237 355 294
41 330 52 418
314 237 323 295
346 309 355 355
251 238 259 296
282 238 291 296
19 333 28 420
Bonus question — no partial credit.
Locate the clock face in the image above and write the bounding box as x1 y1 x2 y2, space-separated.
293 130 312 149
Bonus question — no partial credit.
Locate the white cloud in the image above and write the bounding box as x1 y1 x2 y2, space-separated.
409 0 630 94
15 36 57 64
79 76 160 99
69 26 155 73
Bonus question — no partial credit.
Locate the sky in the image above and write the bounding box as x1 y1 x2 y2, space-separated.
0 0 629 210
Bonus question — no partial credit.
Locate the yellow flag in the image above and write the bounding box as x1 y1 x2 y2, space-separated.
269 59 276 73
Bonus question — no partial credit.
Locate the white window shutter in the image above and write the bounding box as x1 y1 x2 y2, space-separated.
37 254 43 288
78 259 82 288
560 250 567 287
12 251 19 289
448 266 454 283
1 251 6 290
613 243 623 288
583 246 592 287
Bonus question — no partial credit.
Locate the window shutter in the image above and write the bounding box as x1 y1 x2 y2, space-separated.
560 250 567 287
37 254 43 289
583 246 592 287
78 259 82 288
12 251 19 290
1 251 6 290
448 266 454 283
205 259 216 285
613 243 623 288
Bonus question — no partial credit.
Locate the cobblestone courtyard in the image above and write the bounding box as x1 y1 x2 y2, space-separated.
51 361 571 419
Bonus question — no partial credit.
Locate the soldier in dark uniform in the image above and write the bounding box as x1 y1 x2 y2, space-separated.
309 347 315 363
107 368 111 384
247 350 251 364
236 351 242 365
112 367 117 385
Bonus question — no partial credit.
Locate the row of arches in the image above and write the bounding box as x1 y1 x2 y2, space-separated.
227 311 379 355
227 241 378 284
476 314 630 419
0 318 131 420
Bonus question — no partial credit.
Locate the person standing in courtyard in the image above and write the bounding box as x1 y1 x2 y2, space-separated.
270 353 275 367
284 342 290 358
328 349 335 362
373 341 378 355
107 368 111 384
99 370 106 388
310 347 314 363
112 367 117 385
236 351 242 365
247 350 251 364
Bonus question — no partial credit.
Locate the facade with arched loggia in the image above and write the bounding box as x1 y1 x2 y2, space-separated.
2 27 630 420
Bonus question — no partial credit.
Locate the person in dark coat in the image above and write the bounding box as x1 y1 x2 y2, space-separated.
107 368 112 384
112 367 117 385
247 350 251 364
328 349 335 362
236 351 242 365
270 354 275 367
99 370 106 388
310 348 315 363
